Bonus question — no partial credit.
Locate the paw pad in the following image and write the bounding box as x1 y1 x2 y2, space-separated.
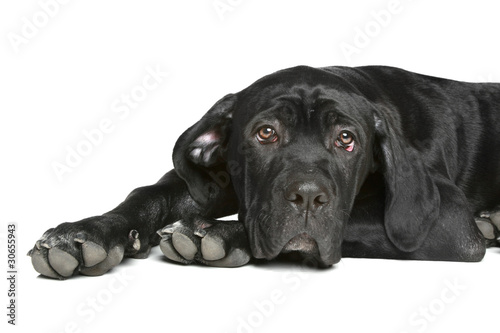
476 213 500 246
29 225 130 279
157 219 250 267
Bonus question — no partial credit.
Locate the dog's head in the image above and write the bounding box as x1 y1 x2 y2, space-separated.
173 66 439 267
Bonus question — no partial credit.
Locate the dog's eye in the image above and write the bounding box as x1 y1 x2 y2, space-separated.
256 126 278 144
339 131 354 145
335 131 355 151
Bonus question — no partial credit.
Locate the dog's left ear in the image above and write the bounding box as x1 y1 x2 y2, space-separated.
173 94 236 206
373 109 440 252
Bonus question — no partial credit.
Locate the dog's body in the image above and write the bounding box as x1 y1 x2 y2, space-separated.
30 66 500 278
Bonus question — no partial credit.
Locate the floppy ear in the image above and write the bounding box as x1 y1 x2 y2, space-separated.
373 109 440 252
173 94 237 206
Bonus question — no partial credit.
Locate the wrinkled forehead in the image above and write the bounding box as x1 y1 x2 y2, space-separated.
234 74 373 132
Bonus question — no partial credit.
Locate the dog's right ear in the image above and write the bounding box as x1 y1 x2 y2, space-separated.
173 94 237 206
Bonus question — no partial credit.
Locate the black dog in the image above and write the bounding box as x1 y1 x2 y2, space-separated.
29 65 500 279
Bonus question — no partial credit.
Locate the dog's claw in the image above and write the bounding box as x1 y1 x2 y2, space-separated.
41 242 51 249
129 230 141 251
194 228 207 237
74 232 87 243
159 221 182 235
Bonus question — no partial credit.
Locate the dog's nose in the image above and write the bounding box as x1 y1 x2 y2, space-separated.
284 180 330 212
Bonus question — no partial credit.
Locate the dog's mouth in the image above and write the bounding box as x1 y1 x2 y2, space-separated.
246 204 345 267
282 233 319 254
277 233 336 267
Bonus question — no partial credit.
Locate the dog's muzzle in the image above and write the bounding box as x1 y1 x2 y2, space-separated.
282 232 319 253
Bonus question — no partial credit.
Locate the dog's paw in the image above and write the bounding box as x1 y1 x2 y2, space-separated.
28 216 141 279
157 217 250 267
476 212 500 246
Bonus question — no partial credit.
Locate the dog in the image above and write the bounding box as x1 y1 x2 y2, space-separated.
29 65 500 279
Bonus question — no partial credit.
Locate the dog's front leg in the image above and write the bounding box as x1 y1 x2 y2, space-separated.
29 169 247 279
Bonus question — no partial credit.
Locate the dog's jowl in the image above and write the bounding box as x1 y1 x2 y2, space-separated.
29 66 500 279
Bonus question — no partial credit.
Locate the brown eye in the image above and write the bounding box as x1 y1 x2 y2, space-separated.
340 131 353 145
256 126 278 144
335 131 355 151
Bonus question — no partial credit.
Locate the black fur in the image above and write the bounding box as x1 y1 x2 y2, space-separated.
30 66 500 277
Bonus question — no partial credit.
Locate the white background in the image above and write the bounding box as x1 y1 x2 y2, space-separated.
1 1 500 332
